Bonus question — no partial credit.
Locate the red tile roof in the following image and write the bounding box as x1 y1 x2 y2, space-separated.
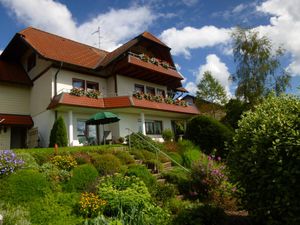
19 27 108 69
0 114 33 126
140 31 169 48
47 93 199 115
0 60 32 86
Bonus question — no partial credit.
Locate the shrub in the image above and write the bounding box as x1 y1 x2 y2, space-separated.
162 167 191 196
228 95 300 224
167 152 183 166
126 164 156 188
64 164 98 192
50 155 77 171
114 151 134 164
173 203 226 225
0 150 24 177
152 182 178 205
181 149 201 168
162 129 174 142
185 115 233 157
79 192 107 218
16 152 39 170
72 151 91 165
0 169 51 203
98 174 151 215
29 192 82 225
0 203 31 225
49 116 68 147
91 153 121 175
40 162 71 184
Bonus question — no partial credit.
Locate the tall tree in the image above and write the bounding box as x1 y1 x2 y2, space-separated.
196 71 228 118
232 27 290 106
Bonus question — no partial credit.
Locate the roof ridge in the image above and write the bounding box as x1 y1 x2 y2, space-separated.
19 26 110 54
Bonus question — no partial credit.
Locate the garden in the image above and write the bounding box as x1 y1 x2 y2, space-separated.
1 94 300 225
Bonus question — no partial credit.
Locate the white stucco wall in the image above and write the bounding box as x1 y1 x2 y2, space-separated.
0 127 11 150
30 69 53 116
116 74 167 96
0 83 30 115
32 110 55 147
56 70 107 97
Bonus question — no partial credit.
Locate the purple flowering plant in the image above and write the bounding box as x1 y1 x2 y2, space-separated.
0 150 24 177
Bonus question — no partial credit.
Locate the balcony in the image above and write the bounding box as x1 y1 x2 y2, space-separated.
48 89 199 115
111 52 183 89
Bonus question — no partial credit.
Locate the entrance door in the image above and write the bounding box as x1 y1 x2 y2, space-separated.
10 127 27 149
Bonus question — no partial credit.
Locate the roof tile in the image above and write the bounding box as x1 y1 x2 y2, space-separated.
0 114 33 126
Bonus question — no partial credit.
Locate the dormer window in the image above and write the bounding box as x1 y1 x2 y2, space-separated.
27 53 36 72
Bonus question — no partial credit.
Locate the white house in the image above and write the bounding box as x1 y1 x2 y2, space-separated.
0 27 199 149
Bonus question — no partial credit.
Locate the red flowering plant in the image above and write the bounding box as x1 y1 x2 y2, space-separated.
70 87 85 97
86 89 100 99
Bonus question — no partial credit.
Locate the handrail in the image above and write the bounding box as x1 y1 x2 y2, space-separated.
126 128 190 173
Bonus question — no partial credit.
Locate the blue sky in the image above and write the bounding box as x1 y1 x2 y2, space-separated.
0 0 300 96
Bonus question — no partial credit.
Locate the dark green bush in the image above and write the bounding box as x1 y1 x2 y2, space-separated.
162 129 174 141
185 115 233 157
91 153 121 175
49 116 68 147
153 182 178 205
0 169 51 203
114 151 135 164
126 164 156 188
64 164 98 192
173 204 226 225
228 95 300 225
72 151 91 165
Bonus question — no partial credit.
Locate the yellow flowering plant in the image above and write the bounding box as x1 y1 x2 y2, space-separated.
79 192 107 218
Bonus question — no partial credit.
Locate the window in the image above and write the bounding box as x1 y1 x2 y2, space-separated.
86 81 99 91
145 120 163 135
134 84 144 93
157 89 165 97
146 86 155 95
77 120 86 137
72 78 85 89
27 53 36 72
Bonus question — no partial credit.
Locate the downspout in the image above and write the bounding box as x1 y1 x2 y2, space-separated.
54 62 63 120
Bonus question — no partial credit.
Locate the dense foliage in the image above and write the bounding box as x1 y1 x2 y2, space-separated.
228 95 300 224
126 132 160 152
49 116 68 147
162 129 174 141
185 115 233 157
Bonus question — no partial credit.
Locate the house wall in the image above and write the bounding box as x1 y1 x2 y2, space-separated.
116 74 167 96
0 83 30 115
118 112 172 142
0 127 11 150
21 51 52 80
106 76 116 97
56 70 107 96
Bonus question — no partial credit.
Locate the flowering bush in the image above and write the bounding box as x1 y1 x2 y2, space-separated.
191 155 237 210
149 57 159 65
0 150 24 177
133 91 143 100
50 155 77 171
79 192 107 218
86 89 100 99
164 97 174 104
70 87 85 96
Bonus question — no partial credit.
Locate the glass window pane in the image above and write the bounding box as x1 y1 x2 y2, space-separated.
135 84 144 93
146 86 155 95
87 81 99 90
73 79 85 89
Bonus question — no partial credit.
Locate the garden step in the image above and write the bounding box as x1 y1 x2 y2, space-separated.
111 146 128 151
157 178 166 184
152 173 161 178
134 159 143 164
176 195 184 200
162 161 172 169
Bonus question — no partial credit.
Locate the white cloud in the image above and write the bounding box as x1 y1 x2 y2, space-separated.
0 0 156 51
182 0 198 6
160 26 231 58
196 54 231 96
0 49 3 55
256 0 300 75
185 82 198 95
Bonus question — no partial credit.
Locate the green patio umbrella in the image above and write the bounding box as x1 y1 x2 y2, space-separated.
86 112 120 144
